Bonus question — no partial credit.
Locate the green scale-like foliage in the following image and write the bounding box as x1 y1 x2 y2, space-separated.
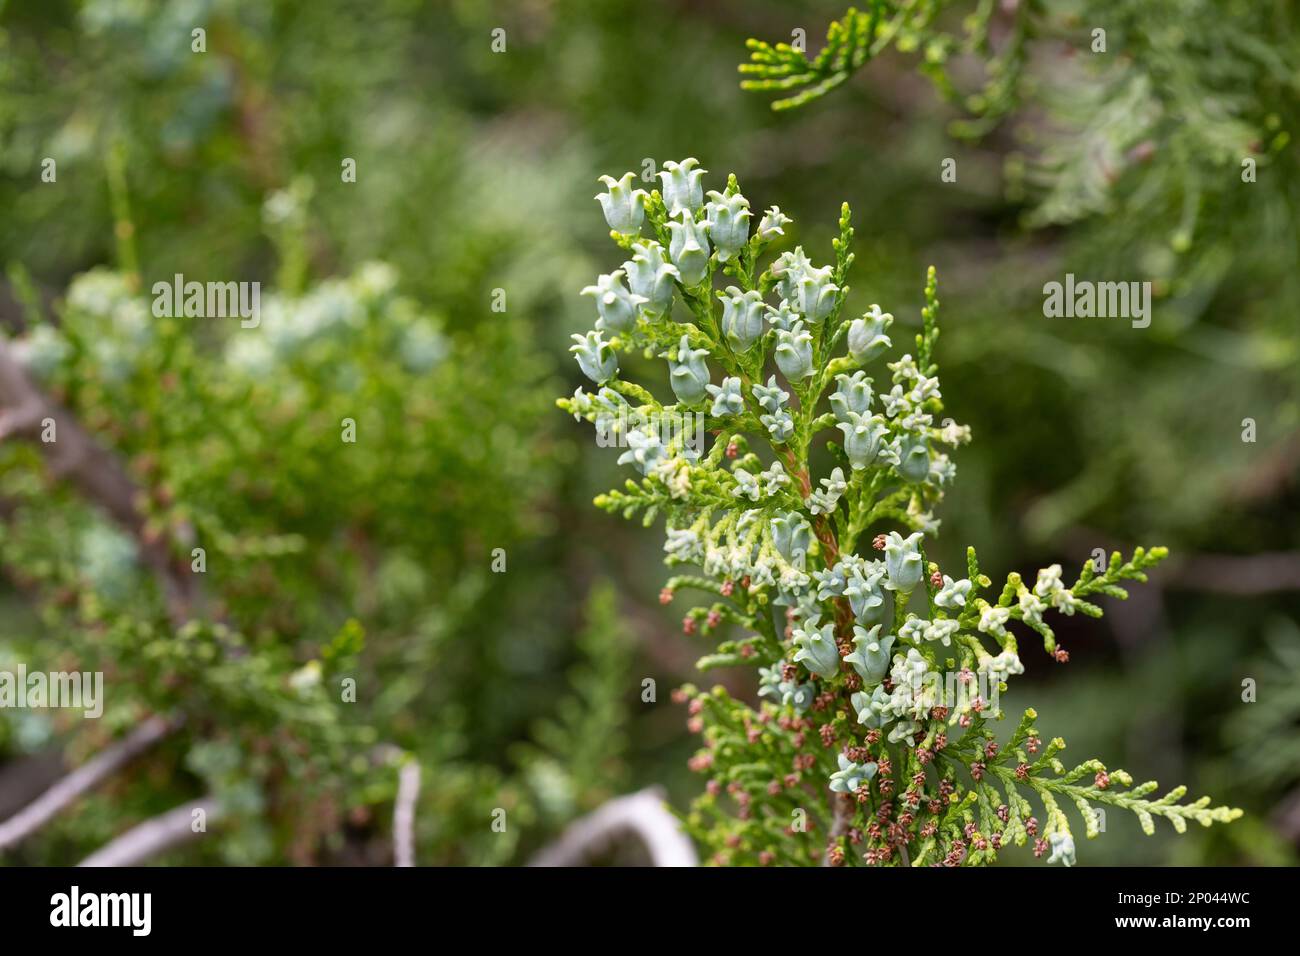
559 160 1239 865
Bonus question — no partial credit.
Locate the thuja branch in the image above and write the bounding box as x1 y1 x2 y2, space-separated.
739 1 1033 125
0 338 288 859
559 159 1239 866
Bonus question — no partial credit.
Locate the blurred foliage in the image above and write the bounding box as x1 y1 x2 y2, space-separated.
0 0 1294 865
511 581 633 826
0 249 626 863
742 0 1300 539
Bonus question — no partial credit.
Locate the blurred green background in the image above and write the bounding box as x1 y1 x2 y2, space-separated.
0 0 1295 865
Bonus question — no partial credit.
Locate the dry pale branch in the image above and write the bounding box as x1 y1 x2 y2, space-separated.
393 759 421 867
527 787 698 867
0 715 177 852
78 796 222 867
